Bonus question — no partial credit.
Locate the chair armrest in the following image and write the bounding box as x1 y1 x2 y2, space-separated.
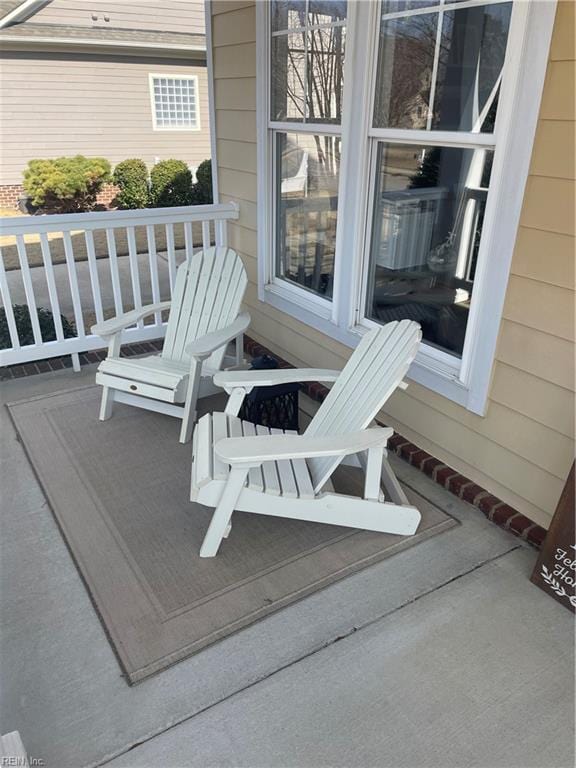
91 301 171 338
185 312 251 361
214 367 341 394
215 427 393 466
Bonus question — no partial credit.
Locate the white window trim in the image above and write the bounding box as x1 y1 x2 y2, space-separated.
256 0 557 414
149 73 201 132
205 0 219 203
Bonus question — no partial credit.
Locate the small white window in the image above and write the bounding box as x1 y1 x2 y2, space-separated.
149 74 200 131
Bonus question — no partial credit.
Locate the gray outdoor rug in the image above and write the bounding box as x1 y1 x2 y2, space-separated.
8 386 457 684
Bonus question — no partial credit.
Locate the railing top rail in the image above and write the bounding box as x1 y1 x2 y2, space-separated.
0 201 239 236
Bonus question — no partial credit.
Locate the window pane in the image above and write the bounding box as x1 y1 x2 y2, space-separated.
432 3 512 131
365 143 493 357
276 132 341 299
271 33 307 122
307 25 346 124
381 1 439 13
272 0 306 32
373 13 437 129
373 3 511 133
271 2 347 125
308 0 347 25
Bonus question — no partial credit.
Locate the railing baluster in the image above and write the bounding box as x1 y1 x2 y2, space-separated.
0 203 239 367
202 220 211 250
16 235 42 345
312 211 325 294
184 221 194 260
165 223 176 295
126 226 143 327
39 234 64 340
84 230 104 325
62 231 86 338
0 248 20 350
146 224 162 326
106 228 123 317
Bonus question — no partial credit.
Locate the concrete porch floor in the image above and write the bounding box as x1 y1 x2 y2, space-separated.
0 365 574 768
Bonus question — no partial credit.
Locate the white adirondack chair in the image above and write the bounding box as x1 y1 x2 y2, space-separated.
92 246 249 443
191 319 422 557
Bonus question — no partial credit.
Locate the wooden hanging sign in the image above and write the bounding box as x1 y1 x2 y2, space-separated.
530 462 575 612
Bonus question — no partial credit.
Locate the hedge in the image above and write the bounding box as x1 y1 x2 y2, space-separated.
23 156 111 213
113 158 149 209
150 159 194 207
0 305 75 350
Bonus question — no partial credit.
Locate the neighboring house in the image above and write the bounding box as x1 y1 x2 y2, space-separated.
210 0 575 533
0 0 210 207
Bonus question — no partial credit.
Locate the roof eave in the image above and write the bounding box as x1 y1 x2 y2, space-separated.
0 35 206 54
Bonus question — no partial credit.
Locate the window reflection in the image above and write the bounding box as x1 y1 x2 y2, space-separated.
308 26 346 124
433 4 512 132
271 0 306 32
276 132 341 298
374 13 437 130
366 143 493 356
272 34 307 121
271 24 346 124
373 2 512 133
308 0 347 25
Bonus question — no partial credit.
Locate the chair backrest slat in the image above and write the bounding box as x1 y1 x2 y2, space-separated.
304 320 421 492
162 247 247 369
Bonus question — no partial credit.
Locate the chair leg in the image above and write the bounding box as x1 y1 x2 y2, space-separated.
180 400 196 444
180 360 202 444
99 386 115 421
200 467 248 557
380 453 410 505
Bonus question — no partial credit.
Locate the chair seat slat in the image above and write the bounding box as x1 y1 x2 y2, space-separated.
256 424 281 496
270 427 298 498
242 421 264 491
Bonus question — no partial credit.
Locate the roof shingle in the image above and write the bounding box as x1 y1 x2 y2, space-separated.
0 21 205 50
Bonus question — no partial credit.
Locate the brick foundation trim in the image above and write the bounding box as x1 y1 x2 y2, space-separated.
96 183 119 207
243 335 547 549
0 331 547 549
0 185 24 208
0 183 119 210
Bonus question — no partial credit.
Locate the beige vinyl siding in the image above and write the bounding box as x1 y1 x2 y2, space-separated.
0 52 211 184
32 0 205 35
212 0 575 529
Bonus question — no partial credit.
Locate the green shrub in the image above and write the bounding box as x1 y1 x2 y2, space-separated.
23 156 111 213
150 159 194 207
0 305 76 350
113 158 150 209
192 159 213 204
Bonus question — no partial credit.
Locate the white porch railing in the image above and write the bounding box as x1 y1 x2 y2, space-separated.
0 202 239 368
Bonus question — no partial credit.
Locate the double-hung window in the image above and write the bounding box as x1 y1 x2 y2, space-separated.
265 1 347 312
257 0 556 412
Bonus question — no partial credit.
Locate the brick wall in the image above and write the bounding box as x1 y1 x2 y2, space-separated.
0 185 24 208
96 183 119 207
0 183 119 210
